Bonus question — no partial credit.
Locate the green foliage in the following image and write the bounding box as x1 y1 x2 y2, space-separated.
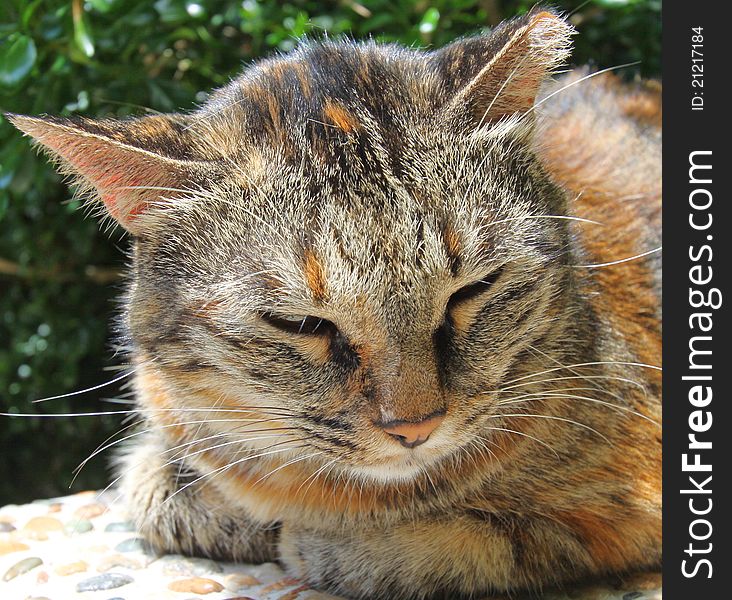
0 0 660 505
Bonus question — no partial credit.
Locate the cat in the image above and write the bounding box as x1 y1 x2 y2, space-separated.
7 7 661 599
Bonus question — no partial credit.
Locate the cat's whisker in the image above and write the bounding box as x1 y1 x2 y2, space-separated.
296 457 339 498
104 438 309 513
499 360 662 387
251 450 325 488
525 344 619 401
524 344 654 407
2 409 143 418
465 437 499 466
30 368 138 403
163 442 305 508
73 418 294 479
3 406 296 420
484 412 610 444
496 392 658 425
486 214 604 227
422 466 439 496
481 426 559 458
573 246 661 268
157 427 298 465
498 384 629 406
495 374 647 395
176 390 226 489
528 61 642 117
71 418 146 484
161 433 294 467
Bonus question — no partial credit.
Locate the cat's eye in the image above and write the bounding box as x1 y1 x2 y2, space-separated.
446 266 504 312
261 312 333 335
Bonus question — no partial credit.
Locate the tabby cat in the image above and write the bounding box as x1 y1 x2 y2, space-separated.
8 7 662 599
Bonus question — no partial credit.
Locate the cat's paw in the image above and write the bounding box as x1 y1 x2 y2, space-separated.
116 433 278 563
277 524 387 600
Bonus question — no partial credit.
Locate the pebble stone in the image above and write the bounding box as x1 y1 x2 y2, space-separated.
115 536 155 554
97 553 143 571
64 518 94 535
36 569 50 583
23 516 64 533
104 520 135 532
160 555 224 576
2 556 43 581
189 557 224 574
76 572 135 592
74 502 108 519
224 573 261 591
0 540 29 555
168 576 225 594
54 560 89 576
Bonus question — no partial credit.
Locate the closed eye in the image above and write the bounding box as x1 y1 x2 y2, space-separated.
261 312 335 335
446 266 504 313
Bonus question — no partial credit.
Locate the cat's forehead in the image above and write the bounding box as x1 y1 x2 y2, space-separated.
197 41 439 148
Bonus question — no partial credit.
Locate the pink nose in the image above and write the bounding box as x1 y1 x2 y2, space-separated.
380 412 445 449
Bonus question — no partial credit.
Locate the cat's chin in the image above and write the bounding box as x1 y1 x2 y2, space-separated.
344 449 450 485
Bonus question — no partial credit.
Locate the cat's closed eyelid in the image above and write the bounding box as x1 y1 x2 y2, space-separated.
260 311 334 335
447 265 505 310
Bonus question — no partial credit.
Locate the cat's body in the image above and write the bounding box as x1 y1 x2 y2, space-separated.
9 8 661 599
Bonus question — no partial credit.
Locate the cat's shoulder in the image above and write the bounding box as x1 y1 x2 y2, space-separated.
539 67 661 130
535 68 661 225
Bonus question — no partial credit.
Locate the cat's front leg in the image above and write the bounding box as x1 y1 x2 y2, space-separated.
118 432 278 563
277 513 595 600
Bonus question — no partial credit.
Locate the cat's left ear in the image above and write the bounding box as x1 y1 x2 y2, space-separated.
436 7 575 127
6 113 208 235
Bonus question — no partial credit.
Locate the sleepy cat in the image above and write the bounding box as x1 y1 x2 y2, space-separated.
8 7 661 599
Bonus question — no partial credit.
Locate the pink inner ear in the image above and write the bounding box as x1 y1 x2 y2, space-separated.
38 129 169 229
97 174 145 222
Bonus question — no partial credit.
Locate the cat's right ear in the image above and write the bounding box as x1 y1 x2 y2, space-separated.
435 7 575 128
5 113 208 235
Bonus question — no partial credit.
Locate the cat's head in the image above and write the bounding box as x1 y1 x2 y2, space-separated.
9 8 576 483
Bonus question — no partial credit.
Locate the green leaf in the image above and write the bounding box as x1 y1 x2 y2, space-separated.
0 35 37 87
88 0 117 13
419 7 440 35
73 10 95 58
154 0 188 23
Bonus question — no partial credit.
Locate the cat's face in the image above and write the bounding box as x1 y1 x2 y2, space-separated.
9 9 575 483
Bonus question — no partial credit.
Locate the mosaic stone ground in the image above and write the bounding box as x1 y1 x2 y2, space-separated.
1 490 661 600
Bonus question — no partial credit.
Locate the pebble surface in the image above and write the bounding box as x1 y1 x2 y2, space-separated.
1 490 662 599
75 572 134 592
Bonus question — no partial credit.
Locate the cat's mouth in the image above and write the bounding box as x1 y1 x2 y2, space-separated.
347 453 441 483
342 430 458 484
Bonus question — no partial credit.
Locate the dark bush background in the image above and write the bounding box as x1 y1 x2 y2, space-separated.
0 0 660 505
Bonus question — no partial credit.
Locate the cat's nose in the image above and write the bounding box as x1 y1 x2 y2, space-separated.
379 411 445 449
